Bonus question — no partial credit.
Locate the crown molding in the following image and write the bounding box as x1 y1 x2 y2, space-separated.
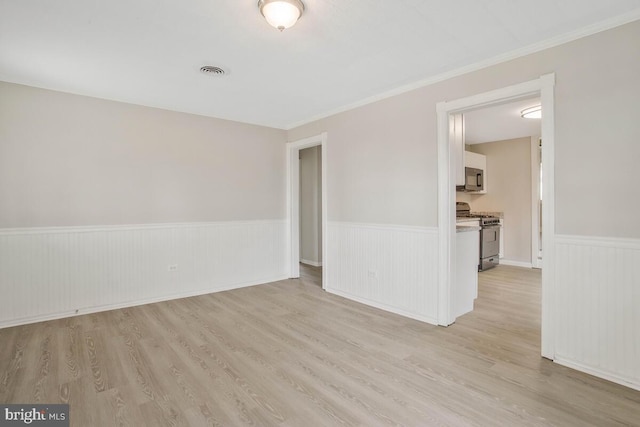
285 10 640 130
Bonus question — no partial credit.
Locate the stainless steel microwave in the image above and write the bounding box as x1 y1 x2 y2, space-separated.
458 167 484 192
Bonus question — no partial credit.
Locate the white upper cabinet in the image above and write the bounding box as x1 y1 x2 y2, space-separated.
451 114 488 193
464 150 487 194
465 150 485 170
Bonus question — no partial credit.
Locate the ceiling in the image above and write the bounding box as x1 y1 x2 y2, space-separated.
1 1 639 130
465 98 541 144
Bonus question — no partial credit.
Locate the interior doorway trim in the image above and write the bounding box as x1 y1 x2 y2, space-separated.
436 74 556 359
531 136 543 269
286 132 328 289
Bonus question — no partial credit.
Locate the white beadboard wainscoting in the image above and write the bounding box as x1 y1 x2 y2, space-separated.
0 220 287 328
326 222 439 324
554 234 640 391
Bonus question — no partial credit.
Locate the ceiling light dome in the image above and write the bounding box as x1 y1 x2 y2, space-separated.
521 105 542 119
258 0 304 31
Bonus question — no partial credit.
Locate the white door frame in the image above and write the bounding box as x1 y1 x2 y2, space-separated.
531 136 543 269
436 74 556 360
286 132 328 289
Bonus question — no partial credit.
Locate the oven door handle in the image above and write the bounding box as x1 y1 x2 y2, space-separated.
482 224 501 230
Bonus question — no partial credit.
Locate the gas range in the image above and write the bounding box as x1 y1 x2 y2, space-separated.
456 203 500 225
456 202 501 271
458 214 501 226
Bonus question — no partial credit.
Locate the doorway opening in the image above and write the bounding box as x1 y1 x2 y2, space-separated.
456 96 543 357
436 75 556 360
461 96 542 269
286 133 327 289
299 145 323 287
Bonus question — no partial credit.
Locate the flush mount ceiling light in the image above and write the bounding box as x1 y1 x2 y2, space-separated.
521 105 542 119
258 0 304 31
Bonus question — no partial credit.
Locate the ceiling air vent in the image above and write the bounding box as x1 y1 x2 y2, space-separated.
199 66 225 76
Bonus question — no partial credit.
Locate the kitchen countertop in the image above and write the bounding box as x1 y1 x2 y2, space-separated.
456 217 480 223
456 225 481 233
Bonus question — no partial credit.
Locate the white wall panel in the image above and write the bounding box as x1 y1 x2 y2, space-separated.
0 221 287 328
326 222 439 324
555 235 640 390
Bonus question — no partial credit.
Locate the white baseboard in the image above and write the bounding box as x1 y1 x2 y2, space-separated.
499 259 533 268
326 287 438 326
554 357 640 392
300 259 323 267
0 276 288 330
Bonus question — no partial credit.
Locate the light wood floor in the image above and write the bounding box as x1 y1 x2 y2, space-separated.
1 265 639 426
299 263 322 287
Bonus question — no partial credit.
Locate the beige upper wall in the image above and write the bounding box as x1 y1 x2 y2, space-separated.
288 86 439 227
0 82 287 228
288 20 640 238
459 138 533 263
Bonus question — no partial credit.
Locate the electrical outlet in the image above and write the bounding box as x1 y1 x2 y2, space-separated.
368 270 378 279
168 264 178 272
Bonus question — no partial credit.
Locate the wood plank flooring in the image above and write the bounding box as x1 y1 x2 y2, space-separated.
1 265 639 426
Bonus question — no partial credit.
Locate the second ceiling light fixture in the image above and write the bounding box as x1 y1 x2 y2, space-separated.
258 0 305 31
